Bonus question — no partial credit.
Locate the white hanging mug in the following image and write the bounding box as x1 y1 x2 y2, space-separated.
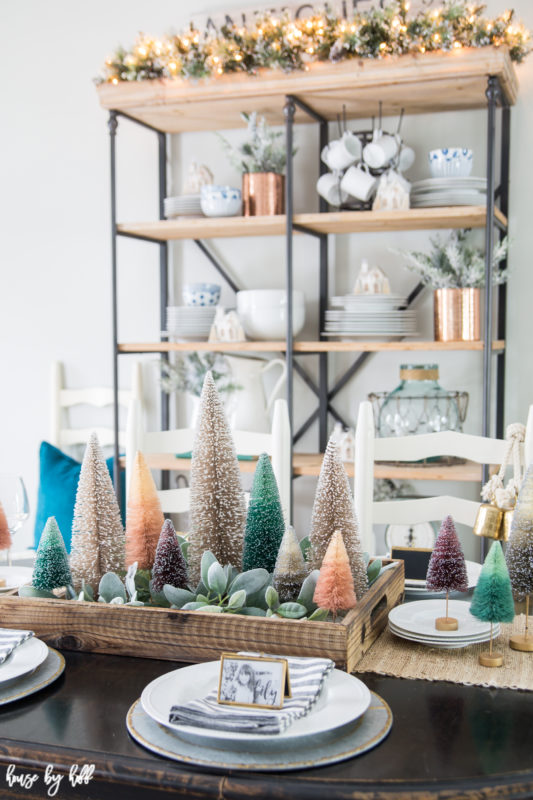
316 173 349 207
363 131 399 170
340 164 377 202
323 132 362 171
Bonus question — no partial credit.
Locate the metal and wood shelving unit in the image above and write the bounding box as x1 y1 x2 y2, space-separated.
99 47 516 518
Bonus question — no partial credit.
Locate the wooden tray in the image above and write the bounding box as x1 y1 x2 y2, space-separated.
0 561 404 672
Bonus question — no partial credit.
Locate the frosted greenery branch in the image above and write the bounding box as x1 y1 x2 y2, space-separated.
397 229 509 289
218 112 292 175
158 352 241 397
97 2 531 85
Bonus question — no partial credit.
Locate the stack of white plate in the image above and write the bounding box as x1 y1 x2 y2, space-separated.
324 294 417 338
405 560 482 596
389 599 499 649
164 195 203 218
410 177 487 208
140 660 371 749
165 306 216 340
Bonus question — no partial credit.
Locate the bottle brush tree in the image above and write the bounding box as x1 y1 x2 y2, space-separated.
0 502 12 551
187 372 246 585
33 517 72 591
307 435 368 599
505 464 533 651
70 432 125 591
426 515 468 630
125 451 165 571
273 526 308 603
151 519 189 594
313 530 357 619
470 540 515 667
242 453 285 573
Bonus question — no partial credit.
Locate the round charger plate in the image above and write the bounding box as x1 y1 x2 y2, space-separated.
128 691 392 772
141 662 371 744
0 566 33 592
0 648 64 705
389 599 493 639
0 637 49 685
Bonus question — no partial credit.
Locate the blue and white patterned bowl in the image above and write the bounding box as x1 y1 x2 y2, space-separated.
183 283 221 306
428 148 473 178
201 185 242 217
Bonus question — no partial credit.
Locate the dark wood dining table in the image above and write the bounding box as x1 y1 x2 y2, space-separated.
0 650 533 800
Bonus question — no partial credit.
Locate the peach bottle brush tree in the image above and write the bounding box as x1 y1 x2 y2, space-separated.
32 517 72 592
313 529 357 620
125 451 165 570
0 502 12 553
307 435 368 599
426 515 468 631
505 464 533 651
187 372 246 585
70 433 125 591
470 541 515 667
242 453 285 573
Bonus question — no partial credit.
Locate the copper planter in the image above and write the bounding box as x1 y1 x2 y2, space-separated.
242 172 284 216
434 288 481 342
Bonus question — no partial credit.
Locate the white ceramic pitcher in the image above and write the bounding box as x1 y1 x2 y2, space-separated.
224 355 287 432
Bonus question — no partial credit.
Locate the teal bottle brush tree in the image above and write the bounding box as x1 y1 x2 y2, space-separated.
242 452 285 573
470 540 515 667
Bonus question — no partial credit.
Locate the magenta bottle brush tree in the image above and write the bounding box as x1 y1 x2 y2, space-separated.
426 515 468 631
151 519 189 595
470 540 515 667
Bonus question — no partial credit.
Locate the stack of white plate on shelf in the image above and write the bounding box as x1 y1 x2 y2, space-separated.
410 177 487 208
165 306 216 340
388 599 498 649
405 560 482 597
324 294 417 339
140 661 372 756
164 195 203 218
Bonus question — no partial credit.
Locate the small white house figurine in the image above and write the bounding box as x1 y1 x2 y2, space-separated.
353 259 391 295
332 422 355 462
373 170 411 211
209 308 246 342
183 162 214 195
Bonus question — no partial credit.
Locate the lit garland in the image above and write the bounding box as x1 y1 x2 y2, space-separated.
97 2 531 85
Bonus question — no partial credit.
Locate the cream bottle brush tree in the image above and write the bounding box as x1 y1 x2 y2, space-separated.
187 371 247 585
273 525 308 603
506 464 533 652
70 432 125 591
307 435 368 599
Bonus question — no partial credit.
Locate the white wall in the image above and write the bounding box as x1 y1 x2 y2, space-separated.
1 0 532 550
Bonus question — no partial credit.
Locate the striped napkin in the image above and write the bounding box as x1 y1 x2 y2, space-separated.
0 628 34 664
169 653 335 734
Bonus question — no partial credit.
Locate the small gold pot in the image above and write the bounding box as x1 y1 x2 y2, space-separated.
434 287 481 342
242 172 284 216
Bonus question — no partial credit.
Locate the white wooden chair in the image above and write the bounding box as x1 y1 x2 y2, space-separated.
126 397 292 523
354 400 533 555
50 361 143 451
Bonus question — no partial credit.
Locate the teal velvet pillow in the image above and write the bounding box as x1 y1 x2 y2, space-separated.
33 441 125 552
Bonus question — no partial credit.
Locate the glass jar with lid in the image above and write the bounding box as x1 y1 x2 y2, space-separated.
375 364 468 437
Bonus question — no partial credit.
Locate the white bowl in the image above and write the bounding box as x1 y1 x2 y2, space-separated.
428 148 473 178
236 290 305 340
200 185 242 217
182 283 221 306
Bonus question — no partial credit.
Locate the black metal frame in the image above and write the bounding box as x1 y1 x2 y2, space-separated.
109 73 509 526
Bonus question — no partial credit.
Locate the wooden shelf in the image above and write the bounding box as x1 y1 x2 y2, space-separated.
120 452 484 481
117 206 507 242
97 48 518 133
118 340 505 354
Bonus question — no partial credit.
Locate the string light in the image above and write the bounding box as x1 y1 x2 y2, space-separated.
98 3 531 85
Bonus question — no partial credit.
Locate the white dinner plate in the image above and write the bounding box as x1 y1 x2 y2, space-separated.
412 177 486 191
404 560 482 593
388 625 495 650
389 619 500 642
0 637 49 685
411 193 486 207
0 566 34 592
389 599 494 639
141 661 371 743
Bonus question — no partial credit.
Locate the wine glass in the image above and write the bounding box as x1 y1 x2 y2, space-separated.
0 475 30 565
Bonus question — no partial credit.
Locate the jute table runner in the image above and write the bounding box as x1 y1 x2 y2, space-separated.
355 614 533 691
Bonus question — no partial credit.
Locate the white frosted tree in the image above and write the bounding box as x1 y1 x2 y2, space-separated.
70 433 125 591
273 526 308 602
506 464 533 602
187 372 247 585
307 436 368 599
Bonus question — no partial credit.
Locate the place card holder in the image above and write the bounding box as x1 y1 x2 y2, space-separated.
217 652 291 710
390 547 433 581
